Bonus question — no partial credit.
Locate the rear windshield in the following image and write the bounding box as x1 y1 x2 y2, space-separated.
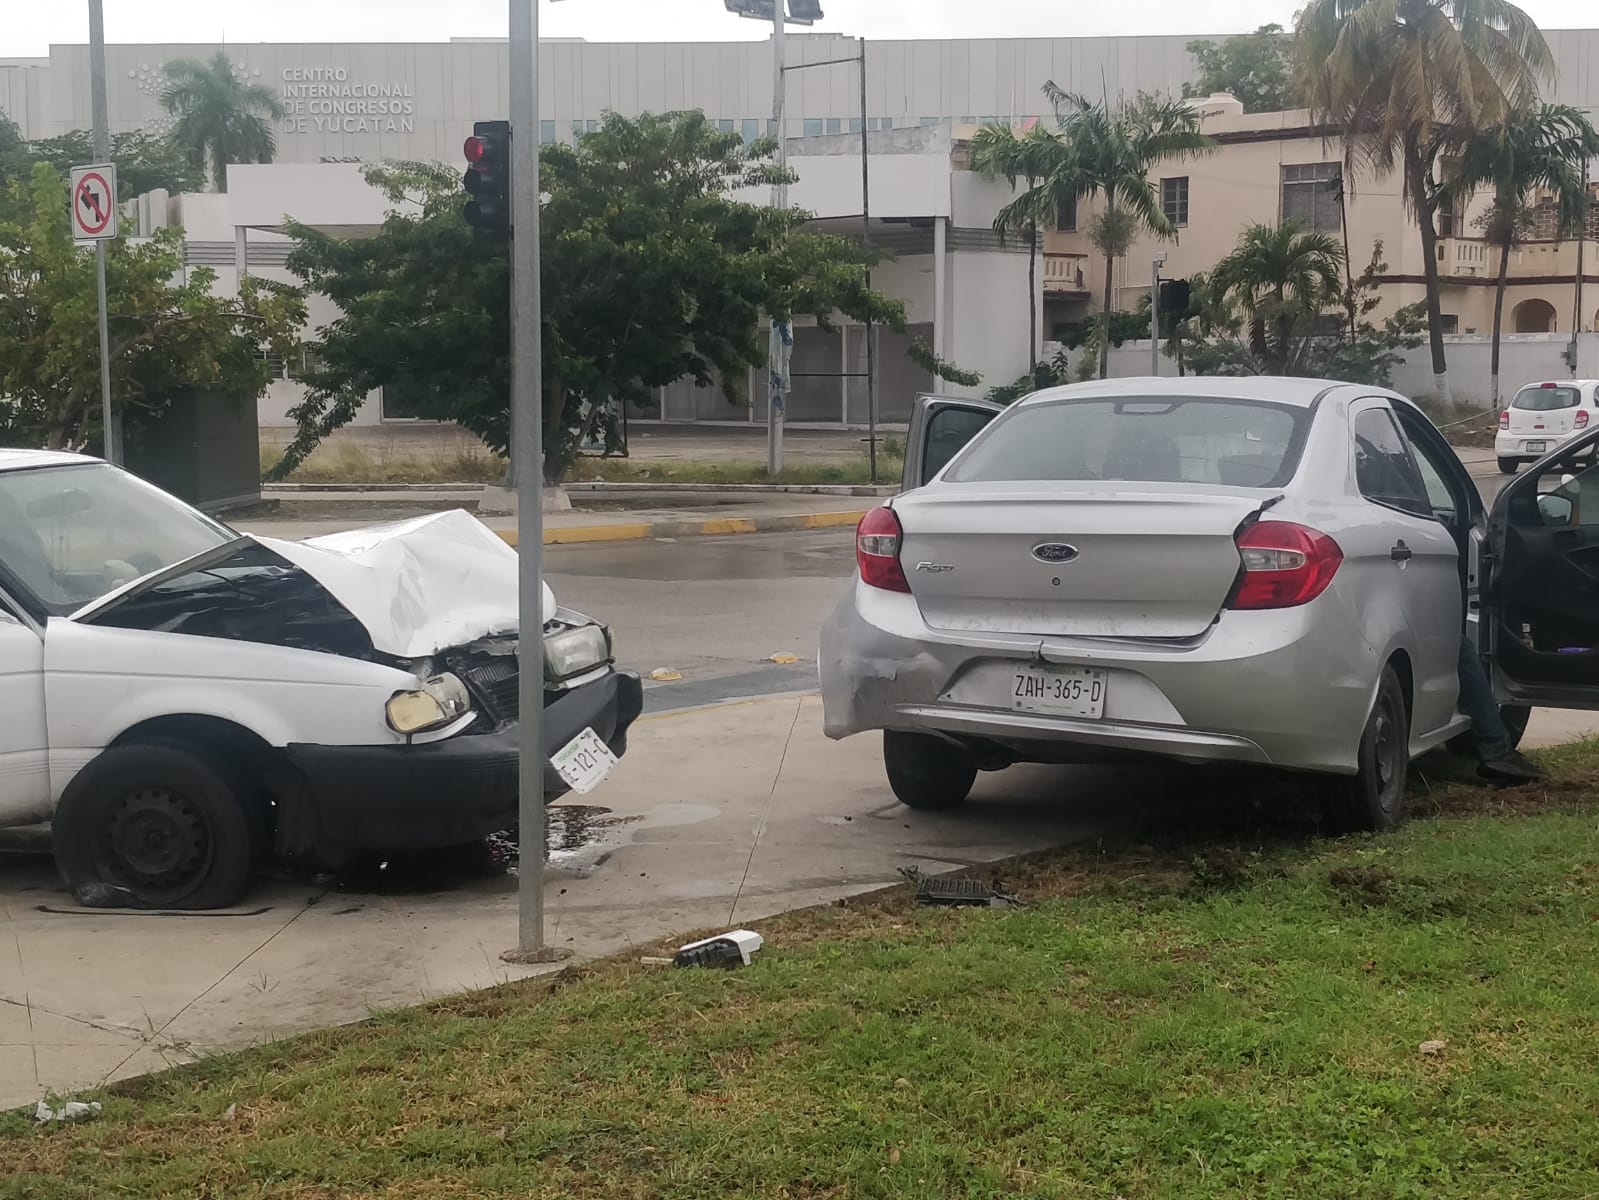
944 397 1308 488
1512 385 1581 411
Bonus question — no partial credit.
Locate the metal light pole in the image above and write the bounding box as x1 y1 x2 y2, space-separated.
767 2 789 476
859 38 876 484
509 0 551 959
88 0 117 463
1150 252 1167 376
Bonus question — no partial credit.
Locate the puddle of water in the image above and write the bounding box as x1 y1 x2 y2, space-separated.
324 805 641 894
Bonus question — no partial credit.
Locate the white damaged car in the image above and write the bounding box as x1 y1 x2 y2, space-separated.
0 450 642 909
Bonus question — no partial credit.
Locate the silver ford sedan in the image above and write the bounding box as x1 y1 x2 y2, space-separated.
822 377 1517 830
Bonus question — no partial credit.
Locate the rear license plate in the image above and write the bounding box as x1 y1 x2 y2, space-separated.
1527 441 1547 452
1010 666 1107 718
551 727 619 795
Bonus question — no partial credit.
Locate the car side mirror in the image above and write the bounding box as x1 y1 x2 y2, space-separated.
1538 494 1574 526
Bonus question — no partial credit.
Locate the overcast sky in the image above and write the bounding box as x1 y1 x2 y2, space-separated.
5 0 1596 57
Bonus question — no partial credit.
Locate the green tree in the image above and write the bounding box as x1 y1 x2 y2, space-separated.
0 163 304 450
1443 104 1599 404
1038 89 1214 379
970 123 1060 369
277 113 923 483
2 124 202 196
1208 221 1346 374
1183 25 1295 113
161 52 284 192
1295 0 1554 404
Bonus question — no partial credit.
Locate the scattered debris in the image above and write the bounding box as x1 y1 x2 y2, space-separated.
674 929 764 968
222 1103 238 1122
1419 1039 1448 1057
768 653 800 664
649 667 683 682
72 881 139 909
35 1100 101 1123
898 865 1024 908
639 955 675 966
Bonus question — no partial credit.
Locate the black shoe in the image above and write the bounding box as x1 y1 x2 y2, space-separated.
1478 750 1545 784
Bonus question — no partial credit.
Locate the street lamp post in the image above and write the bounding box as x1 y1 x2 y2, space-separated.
1150 252 1168 377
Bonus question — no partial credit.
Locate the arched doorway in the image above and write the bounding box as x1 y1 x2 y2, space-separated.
1513 298 1558 333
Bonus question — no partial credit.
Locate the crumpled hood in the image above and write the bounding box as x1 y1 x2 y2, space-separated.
254 509 554 659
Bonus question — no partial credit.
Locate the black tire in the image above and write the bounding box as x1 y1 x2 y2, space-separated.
1446 703 1532 758
1325 667 1410 833
883 731 977 811
52 742 260 910
1498 457 1521 475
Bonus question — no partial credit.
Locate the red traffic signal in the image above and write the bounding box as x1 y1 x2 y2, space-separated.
462 120 511 239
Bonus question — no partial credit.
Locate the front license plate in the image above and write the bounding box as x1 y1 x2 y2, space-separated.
1010 665 1107 718
1526 441 1547 452
551 727 619 795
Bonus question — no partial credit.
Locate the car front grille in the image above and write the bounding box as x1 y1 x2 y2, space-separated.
458 655 521 725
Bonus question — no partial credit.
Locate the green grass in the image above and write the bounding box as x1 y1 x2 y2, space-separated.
261 443 902 487
8 753 1599 1199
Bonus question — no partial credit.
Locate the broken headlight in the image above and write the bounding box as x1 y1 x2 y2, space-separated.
543 622 612 682
386 673 472 735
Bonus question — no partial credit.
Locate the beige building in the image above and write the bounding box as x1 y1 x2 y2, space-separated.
1036 97 1599 342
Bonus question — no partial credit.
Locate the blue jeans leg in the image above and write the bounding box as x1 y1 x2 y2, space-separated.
1458 638 1510 762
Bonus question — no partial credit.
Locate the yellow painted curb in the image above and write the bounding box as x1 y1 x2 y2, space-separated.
493 509 869 548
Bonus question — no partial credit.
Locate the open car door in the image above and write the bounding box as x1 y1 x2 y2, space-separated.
902 394 1003 492
1485 426 1599 707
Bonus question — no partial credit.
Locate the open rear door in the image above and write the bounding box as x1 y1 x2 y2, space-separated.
902 394 1003 492
1485 426 1599 707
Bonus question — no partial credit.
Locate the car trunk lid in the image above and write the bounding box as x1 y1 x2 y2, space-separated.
1508 384 1584 437
894 483 1270 639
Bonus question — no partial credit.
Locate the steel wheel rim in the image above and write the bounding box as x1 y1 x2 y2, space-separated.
1371 694 1404 816
102 787 214 902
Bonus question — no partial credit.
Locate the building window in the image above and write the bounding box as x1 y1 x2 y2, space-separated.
823 117 840 134
1281 162 1342 233
803 117 823 136
847 116 862 133
540 120 556 144
920 116 943 127
1161 176 1189 227
719 119 735 133
572 120 585 141
868 116 894 131
1056 193 1077 232
743 118 760 143
1440 314 1460 334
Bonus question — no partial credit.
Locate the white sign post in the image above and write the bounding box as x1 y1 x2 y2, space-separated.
70 163 119 463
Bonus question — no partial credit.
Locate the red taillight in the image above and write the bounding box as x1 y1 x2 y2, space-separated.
1577 410 1590 429
856 506 910 592
1499 410 1510 429
1231 521 1343 610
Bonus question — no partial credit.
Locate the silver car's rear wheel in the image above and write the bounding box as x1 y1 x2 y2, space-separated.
1325 667 1410 833
883 731 977 810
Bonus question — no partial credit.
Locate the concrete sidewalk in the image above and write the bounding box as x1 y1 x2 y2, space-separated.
3 695 1595 1110
235 494 873 546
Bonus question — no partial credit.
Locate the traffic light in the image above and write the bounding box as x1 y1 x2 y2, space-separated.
463 120 510 240
1159 278 1192 316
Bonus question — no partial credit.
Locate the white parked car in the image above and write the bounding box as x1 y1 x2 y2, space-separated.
0 450 641 909
1495 380 1599 474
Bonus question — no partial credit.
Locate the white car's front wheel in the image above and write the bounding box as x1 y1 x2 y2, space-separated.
52 742 263 909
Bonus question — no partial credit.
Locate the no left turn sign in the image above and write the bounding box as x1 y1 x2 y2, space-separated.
69 163 118 241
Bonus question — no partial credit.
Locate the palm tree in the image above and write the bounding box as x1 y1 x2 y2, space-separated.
1444 104 1599 404
1038 89 1214 378
1294 0 1555 404
970 124 1063 370
160 52 285 192
1209 221 1347 374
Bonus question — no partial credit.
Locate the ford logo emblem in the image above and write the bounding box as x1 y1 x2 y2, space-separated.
1032 542 1079 564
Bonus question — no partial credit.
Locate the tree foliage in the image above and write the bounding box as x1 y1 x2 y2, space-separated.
0 111 201 196
1183 25 1296 113
1208 221 1347 375
276 112 923 482
161 52 285 192
1294 0 1555 401
0 163 304 450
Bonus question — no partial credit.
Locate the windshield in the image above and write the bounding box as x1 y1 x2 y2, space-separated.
1511 386 1580 411
945 397 1308 488
0 463 238 616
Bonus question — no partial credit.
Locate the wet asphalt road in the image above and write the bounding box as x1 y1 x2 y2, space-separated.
544 528 855 713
